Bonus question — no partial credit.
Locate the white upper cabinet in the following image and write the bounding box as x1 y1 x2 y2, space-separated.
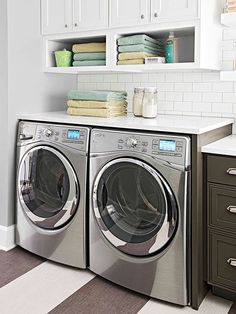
41 0 108 35
109 0 150 28
110 0 198 28
73 0 108 31
151 0 198 23
42 0 73 35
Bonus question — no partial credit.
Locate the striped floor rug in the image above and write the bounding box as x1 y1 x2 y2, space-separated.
0 247 234 314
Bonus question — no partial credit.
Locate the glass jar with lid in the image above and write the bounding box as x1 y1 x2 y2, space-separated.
133 87 144 117
142 87 158 118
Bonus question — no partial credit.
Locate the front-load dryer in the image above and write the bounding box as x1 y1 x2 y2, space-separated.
16 121 90 268
89 128 191 305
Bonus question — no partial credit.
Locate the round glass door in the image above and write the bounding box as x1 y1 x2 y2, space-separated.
93 158 178 257
18 146 79 229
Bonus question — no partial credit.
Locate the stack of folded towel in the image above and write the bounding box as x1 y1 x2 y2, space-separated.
72 42 106 67
67 90 128 117
117 34 165 65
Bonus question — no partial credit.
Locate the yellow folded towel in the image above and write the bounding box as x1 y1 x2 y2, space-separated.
117 59 144 65
67 107 127 118
72 43 106 53
67 99 128 109
118 52 157 61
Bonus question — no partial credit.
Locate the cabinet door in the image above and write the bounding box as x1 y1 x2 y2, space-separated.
41 0 73 35
73 0 108 31
110 0 150 28
151 0 198 23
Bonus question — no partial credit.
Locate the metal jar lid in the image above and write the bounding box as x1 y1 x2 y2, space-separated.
134 87 145 93
144 87 157 93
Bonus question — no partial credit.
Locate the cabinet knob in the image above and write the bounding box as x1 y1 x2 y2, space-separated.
226 168 236 176
154 12 158 18
141 14 145 19
226 206 236 214
65 24 68 28
227 258 236 267
74 23 78 27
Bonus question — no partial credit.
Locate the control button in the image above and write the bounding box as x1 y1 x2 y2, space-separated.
126 137 138 148
152 151 159 155
176 146 182 152
142 148 147 153
118 139 124 144
152 144 158 150
37 135 41 139
44 128 53 137
54 137 59 141
118 145 123 149
54 131 59 136
142 141 148 147
152 139 159 144
175 153 182 157
177 141 183 146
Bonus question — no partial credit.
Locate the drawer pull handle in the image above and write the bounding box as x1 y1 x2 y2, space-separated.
226 168 236 176
227 206 236 214
227 258 236 267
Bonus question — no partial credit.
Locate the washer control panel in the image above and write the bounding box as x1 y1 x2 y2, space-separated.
91 129 190 167
18 121 89 151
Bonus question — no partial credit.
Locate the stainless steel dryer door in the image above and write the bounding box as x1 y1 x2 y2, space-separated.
93 158 178 257
18 146 79 229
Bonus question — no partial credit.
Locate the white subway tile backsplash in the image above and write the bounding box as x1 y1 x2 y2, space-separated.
183 73 202 82
192 102 212 113
174 102 192 112
174 82 192 92
202 93 222 103
193 83 212 92
223 92 236 103
184 92 202 102
166 73 183 82
157 82 175 91
212 82 234 92
224 29 236 40
149 73 165 82
211 102 233 113
166 92 183 102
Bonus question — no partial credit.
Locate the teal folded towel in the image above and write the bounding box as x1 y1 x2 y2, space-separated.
118 44 164 54
118 35 163 48
73 60 106 67
73 52 106 61
68 90 128 101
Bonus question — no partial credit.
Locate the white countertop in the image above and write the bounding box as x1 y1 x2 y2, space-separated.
202 135 236 157
18 111 234 135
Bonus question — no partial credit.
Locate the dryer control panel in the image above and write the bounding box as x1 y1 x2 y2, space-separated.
18 121 89 152
91 129 191 167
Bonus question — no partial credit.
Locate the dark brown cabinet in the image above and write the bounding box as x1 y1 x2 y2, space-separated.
206 154 236 299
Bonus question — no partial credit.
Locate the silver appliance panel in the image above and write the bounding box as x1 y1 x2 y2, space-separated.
18 121 89 152
91 129 190 168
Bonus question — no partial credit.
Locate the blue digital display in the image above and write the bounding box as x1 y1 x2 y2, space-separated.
159 140 176 152
67 130 80 140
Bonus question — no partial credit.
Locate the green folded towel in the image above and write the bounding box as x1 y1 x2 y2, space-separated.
68 90 128 101
118 35 164 48
73 52 106 61
73 60 106 67
118 44 164 55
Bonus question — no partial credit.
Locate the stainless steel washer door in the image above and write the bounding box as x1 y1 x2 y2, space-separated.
93 158 178 257
18 146 79 230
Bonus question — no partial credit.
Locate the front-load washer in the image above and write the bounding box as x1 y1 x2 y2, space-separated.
16 121 90 268
89 128 191 305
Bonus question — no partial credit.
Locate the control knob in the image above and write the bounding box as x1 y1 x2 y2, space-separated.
126 137 138 148
44 128 53 137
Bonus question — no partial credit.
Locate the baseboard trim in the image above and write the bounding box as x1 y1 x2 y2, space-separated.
0 224 16 251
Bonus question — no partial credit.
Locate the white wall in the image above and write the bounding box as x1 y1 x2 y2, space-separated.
1 0 76 227
77 27 236 134
0 0 9 227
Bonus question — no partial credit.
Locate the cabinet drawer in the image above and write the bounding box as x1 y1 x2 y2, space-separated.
208 231 236 291
208 184 236 231
207 155 236 186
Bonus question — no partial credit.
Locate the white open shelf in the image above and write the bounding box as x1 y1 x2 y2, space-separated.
42 19 222 73
220 71 236 81
221 12 236 27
